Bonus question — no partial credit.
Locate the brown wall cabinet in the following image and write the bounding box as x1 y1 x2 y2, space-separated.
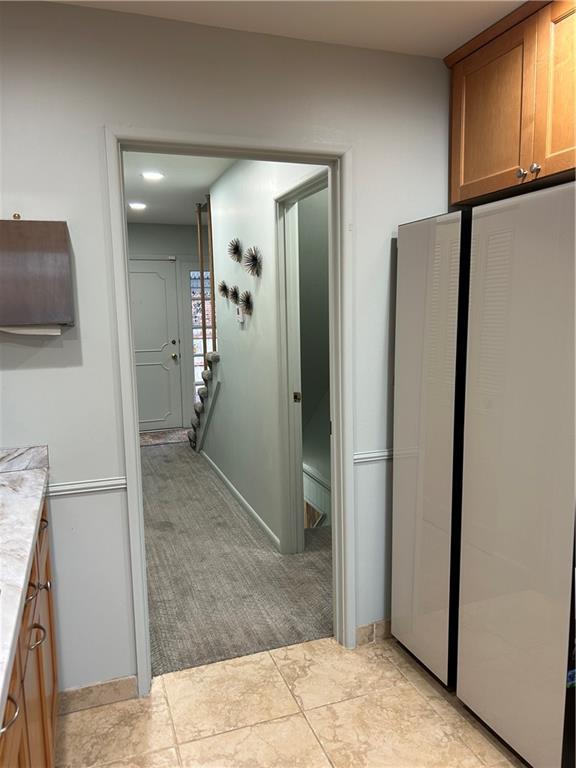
0 505 58 768
449 1 575 203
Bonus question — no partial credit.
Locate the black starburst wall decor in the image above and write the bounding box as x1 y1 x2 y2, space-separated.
218 280 229 299
229 285 240 305
239 290 254 315
243 246 262 277
227 238 243 263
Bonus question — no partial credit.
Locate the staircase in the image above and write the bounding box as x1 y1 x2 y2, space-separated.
187 351 220 451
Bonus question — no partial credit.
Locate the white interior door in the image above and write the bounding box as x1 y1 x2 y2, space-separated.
129 260 183 432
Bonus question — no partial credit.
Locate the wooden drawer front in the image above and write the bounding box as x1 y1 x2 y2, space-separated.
0 654 29 767
451 16 538 203
534 1 576 176
18 554 39 681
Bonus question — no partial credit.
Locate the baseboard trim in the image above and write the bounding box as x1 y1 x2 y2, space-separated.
356 619 392 646
58 675 137 714
200 451 280 550
353 449 393 464
48 476 128 498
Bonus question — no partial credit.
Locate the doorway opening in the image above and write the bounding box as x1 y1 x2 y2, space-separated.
120 149 338 680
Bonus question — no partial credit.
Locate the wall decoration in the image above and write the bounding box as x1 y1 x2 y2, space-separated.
239 290 254 315
218 280 229 299
243 246 262 277
229 285 240 305
228 238 243 263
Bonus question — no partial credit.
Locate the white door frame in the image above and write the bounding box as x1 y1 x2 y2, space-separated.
276 171 329 555
104 125 357 697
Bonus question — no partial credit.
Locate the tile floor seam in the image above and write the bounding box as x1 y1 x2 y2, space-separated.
267 652 337 768
267 650 305 713
158 675 182 765
175 710 311 749
301 708 337 767
394 667 516 767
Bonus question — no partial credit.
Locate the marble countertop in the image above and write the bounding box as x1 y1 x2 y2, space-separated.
0 447 49 720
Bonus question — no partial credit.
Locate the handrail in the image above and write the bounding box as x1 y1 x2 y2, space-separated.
195 203 208 369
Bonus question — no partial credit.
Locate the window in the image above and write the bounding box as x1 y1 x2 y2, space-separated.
190 271 213 400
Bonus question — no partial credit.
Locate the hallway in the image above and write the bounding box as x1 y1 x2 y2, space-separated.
141 444 332 676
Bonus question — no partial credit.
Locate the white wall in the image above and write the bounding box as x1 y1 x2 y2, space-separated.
0 1 448 688
203 160 324 540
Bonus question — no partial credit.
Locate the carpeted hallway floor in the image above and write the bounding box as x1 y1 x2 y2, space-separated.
141 443 333 677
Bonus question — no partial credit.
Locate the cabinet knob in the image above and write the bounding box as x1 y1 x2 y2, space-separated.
39 579 52 592
516 168 528 179
530 162 541 174
0 695 20 735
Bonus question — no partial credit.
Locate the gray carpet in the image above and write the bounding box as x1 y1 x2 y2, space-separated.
141 443 333 676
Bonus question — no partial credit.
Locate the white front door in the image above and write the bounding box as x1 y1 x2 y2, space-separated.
129 260 183 431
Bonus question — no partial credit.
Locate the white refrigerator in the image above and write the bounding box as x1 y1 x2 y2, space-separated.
392 182 575 768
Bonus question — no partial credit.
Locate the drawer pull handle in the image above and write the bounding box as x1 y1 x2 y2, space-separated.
25 581 39 603
0 695 20 735
29 624 47 651
39 518 49 533
39 580 52 592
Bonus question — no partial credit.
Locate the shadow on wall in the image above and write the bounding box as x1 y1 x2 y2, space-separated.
384 236 398 615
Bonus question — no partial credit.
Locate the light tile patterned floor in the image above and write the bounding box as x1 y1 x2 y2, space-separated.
56 637 524 768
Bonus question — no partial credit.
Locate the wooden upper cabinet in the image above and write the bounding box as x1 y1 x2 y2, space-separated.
533 1 576 176
450 16 538 203
448 1 575 204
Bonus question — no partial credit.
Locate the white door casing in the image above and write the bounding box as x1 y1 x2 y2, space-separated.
129 260 183 431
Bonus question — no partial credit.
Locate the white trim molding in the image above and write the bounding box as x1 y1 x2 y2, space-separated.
201 451 281 549
48 476 128 498
353 449 393 464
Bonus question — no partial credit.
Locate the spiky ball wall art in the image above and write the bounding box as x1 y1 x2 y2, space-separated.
239 290 254 316
229 285 240 305
228 238 243 263
243 246 262 277
218 280 229 299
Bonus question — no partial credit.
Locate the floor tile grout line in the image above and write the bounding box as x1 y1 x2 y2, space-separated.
174 709 310 748
158 674 183 766
302 708 337 768
267 650 305 713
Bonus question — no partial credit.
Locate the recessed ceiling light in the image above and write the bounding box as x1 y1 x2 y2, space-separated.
142 171 164 181
129 202 147 211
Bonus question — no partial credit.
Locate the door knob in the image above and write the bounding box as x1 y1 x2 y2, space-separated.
516 168 528 179
530 162 541 174
171 353 179 361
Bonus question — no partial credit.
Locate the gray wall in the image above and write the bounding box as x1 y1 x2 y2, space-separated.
203 160 323 541
298 188 330 429
0 1 448 689
127 223 202 263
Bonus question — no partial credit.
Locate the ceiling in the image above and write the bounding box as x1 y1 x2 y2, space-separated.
123 152 235 224
66 1 523 59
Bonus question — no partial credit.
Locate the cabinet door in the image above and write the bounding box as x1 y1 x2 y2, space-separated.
37 550 57 766
534 1 576 177
0 657 30 768
450 16 538 203
23 623 48 768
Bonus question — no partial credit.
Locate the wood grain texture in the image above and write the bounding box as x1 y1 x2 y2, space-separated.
444 1 549 67
450 16 538 203
533 1 576 176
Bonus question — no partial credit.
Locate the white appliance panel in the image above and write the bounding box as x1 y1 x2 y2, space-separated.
392 212 462 683
458 183 575 768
